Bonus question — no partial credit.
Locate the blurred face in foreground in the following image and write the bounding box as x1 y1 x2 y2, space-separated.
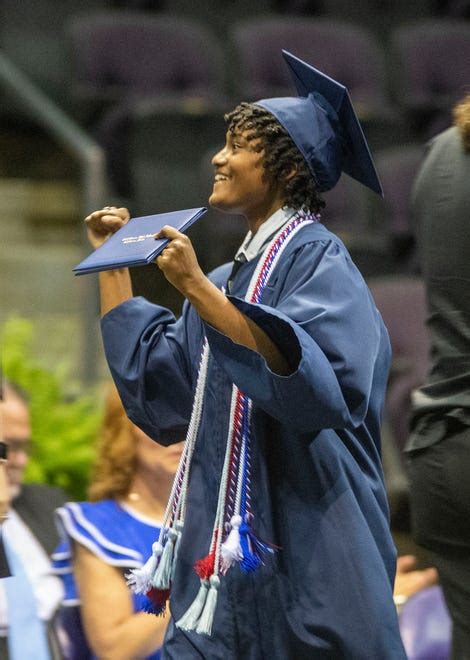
131 424 184 482
209 129 285 229
1 389 30 499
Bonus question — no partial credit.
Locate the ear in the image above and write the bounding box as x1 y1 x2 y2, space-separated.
284 163 298 181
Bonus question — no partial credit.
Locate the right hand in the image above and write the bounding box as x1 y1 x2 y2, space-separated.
85 206 130 248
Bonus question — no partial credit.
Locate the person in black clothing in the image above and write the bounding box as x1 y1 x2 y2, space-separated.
406 94 470 660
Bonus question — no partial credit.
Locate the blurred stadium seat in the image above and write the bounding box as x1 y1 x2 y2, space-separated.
390 20 470 137
369 276 430 453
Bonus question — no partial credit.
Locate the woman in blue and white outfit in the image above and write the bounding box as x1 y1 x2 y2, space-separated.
53 386 184 660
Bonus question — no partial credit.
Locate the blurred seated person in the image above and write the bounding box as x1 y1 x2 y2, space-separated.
0 381 66 660
54 386 184 660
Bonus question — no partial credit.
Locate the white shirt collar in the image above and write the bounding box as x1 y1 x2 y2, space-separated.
0 509 64 631
234 207 296 263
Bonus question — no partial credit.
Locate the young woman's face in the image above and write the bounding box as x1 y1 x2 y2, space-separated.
132 425 184 480
209 129 281 222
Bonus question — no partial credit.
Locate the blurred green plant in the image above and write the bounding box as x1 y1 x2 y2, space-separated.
1 316 103 499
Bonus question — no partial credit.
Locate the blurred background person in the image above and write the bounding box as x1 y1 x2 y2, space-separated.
54 385 184 660
0 381 66 660
406 94 470 659
0 374 11 578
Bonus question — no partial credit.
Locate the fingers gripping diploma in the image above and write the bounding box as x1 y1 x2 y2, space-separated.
85 206 130 248
155 227 290 376
155 226 206 296
84 206 133 315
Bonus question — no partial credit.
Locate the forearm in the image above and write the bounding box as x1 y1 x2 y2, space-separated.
186 276 290 375
85 610 167 660
99 268 133 316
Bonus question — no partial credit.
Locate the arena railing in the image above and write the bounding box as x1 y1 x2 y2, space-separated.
0 50 107 382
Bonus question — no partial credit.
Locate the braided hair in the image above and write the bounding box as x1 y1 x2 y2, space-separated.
225 102 325 214
453 94 470 153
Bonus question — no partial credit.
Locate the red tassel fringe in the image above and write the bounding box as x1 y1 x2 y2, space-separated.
194 551 216 580
145 587 171 615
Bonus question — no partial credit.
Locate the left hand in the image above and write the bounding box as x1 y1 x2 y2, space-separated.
394 555 438 601
155 226 206 296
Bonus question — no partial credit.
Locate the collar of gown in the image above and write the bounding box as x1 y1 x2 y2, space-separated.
234 207 296 263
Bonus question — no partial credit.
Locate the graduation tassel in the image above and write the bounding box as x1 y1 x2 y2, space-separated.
152 527 178 590
239 401 276 573
194 545 216 580
195 575 220 636
176 579 209 631
126 541 163 593
220 514 243 574
171 520 184 581
143 587 171 616
239 521 261 572
240 521 275 573
176 404 230 633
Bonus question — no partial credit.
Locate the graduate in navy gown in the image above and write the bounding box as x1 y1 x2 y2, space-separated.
85 52 406 658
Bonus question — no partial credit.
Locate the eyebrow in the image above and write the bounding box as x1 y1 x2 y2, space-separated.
228 130 247 143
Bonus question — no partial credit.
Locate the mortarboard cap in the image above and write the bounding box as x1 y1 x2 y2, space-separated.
255 50 383 195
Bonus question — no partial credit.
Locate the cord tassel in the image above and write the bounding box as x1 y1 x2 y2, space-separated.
143 587 171 616
175 579 209 631
194 549 216 580
195 575 220 636
171 520 184 582
239 522 275 573
152 528 178 590
220 515 243 574
126 541 163 593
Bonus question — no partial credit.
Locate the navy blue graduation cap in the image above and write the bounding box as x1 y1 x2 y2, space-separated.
256 50 383 196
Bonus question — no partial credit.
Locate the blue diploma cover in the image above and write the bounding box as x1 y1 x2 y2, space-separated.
73 207 207 275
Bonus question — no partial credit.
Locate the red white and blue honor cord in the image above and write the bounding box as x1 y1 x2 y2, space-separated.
127 211 316 634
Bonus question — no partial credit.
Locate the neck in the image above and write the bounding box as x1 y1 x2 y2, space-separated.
245 195 285 236
120 469 172 521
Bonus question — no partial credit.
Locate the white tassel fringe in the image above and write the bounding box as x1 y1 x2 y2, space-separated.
126 541 163 593
175 579 209 631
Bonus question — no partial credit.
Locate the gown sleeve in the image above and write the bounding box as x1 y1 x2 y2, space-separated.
204 238 389 432
101 297 204 443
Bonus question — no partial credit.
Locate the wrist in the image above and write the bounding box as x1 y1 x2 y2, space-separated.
180 271 210 302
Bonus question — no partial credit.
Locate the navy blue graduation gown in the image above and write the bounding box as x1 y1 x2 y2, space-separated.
101 221 406 659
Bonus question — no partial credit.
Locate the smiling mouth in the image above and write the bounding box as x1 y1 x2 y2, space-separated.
214 174 229 183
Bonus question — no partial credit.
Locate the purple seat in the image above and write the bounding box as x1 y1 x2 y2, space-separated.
399 586 451 660
0 0 113 106
230 18 388 122
391 20 470 135
66 11 226 196
374 145 425 268
321 174 367 237
368 276 430 452
66 11 225 107
375 146 425 239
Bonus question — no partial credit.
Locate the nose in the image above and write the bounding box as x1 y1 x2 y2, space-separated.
212 145 228 166
11 450 28 470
